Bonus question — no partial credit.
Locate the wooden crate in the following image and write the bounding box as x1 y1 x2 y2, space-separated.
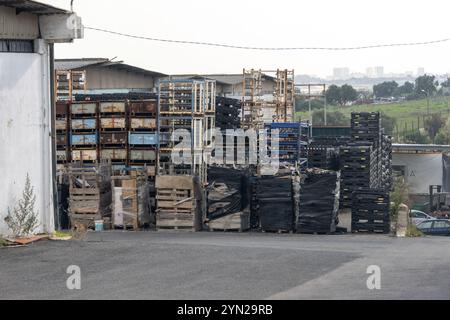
130 118 156 130
71 149 97 161
68 162 112 229
100 132 127 145
100 102 126 113
155 175 202 231
100 118 126 130
111 171 151 230
208 211 250 232
100 149 127 161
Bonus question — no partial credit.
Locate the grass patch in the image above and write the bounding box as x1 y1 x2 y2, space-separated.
406 224 424 237
0 238 8 247
296 97 450 136
52 230 72 238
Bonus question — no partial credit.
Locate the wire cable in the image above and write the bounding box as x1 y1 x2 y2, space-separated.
85 26 450 51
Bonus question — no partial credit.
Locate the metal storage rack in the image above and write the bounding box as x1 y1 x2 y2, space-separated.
157 79 216 185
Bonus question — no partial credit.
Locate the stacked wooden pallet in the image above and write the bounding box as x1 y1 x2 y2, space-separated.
155 175 202 231
68 161 112 229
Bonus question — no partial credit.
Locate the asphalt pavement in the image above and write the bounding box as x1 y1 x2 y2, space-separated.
1 231 450 300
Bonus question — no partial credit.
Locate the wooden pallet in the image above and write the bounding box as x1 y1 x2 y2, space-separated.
207 211 250 232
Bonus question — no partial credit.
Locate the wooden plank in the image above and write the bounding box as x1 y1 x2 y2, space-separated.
155 175 194 190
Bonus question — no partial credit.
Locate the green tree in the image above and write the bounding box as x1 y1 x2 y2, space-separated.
373 81 399 98
425 113 446 141
441 77 450 88
295 98 324 112
325 85 342 105
340 84 358 105
434 117 450 144
415 74 438 95
312 110 349 126
396 81 415 96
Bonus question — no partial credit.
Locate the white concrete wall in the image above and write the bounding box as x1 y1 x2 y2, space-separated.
0 50 54 236
392 153 443 194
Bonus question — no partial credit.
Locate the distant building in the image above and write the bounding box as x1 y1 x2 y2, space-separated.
366 67 374 78
374 66 384 78
55 58 167 93
333 67 350 80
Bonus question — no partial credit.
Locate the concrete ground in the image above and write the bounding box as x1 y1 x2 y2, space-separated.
1 231 450 300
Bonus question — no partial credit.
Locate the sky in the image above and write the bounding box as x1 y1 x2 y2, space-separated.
42 0 450 77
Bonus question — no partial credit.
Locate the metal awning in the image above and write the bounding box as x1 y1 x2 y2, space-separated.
0 0 69 15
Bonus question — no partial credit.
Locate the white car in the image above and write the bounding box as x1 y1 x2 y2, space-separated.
410 210 435 225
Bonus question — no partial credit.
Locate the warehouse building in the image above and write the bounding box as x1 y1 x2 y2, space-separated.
392 144 450 195
0 0 83 236
55 58 167 93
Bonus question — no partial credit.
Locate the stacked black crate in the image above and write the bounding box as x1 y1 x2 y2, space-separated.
296 169 340 234
352 189 390 233
340 145 378 207
380 134 393 191
70 102 98 163
215 97 241 130
56 102 70 165
99 101 128 175
256 174 294 232
350 112 382 188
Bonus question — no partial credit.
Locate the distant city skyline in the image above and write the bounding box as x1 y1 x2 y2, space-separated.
329 66 428 80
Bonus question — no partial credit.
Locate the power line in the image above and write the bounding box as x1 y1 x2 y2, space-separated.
85 26 450 51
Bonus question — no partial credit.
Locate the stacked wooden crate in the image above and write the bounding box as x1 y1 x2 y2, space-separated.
68 161 112 229
155 175 202 231
112 170 152 230
99 101 127 170
56 102 70 165
70 102 98 163
128 100 158 179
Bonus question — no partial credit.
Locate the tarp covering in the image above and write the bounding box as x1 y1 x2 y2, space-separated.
296 169 340 233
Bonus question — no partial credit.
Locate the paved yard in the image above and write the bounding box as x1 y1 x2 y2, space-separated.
1 231 450 299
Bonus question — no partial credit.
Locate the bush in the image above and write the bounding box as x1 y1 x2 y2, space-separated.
390 177 409 221
406 224 424 237
4 174 40 238
312 110 349 126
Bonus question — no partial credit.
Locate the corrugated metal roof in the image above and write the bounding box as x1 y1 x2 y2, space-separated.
55 58 109 70
166 73 276 85
0 0 68 14
55 58 168 77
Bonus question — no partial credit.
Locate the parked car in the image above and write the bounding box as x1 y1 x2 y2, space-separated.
410 210 435 225
417 219 450 236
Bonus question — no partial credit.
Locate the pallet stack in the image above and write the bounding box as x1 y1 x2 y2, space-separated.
265 122 309 165
68 161 112 229
255 174 294 232
56 102 70 165
339 145 379 207
380 134 393 191
155 175 203 231
128 100 158 179
70 102 98 164
112 170 152 230
296 169 340 234
215 97 241 130
352 189 390 233
99 101 128 172
157 79 215 183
